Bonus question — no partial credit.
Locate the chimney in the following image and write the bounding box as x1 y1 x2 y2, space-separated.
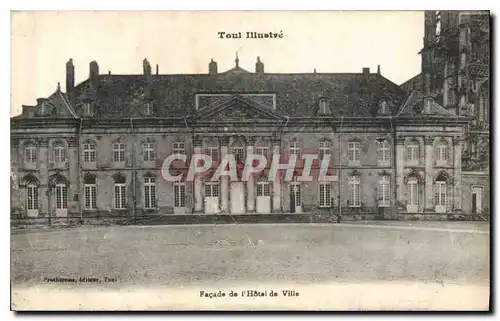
255 56 264 74
66 58 75 94
143 58 152 77
36 98 48 115
209 58 218 75
362 67 370 75
156 64 159 75
377 65 381 75
89 61 99 89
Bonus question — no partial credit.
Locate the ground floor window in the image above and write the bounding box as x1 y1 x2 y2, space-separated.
205 182 220 197
407 178 419 206
144 177 157 209
257 181 270 197
434 181 447 207
84 184 97 209
319 183 331 207
348 176 361 207
174 183 186 208
378 176 390 207
55 184 68 209
114 183 126 209
26 183 39 210
290 183 302 207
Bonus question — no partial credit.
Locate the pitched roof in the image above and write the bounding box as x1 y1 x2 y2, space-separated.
396 90 466 118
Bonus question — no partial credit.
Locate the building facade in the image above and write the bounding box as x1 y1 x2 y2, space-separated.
401 10 490 217
11 52 476 223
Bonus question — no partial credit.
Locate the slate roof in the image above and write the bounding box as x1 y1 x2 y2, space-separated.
16 65 409 119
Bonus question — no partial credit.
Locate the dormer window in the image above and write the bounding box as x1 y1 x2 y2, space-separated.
83 100 92 117
319 98 329 114
379 100 389 115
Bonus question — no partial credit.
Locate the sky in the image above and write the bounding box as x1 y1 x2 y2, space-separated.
10 11 424 116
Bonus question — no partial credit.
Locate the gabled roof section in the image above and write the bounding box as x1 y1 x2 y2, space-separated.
192 94 283 121
396 90 465 118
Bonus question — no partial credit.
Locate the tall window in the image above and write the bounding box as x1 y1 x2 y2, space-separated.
205 147 219 162
83 142 96 162
436 141 449 162
257 181 270 197
348 141 360 163
84 182 97 210
319 141 331 160
113 142 126 162
144 177 157 209
146 101 154 116
54 143 66 163
143 142 155 162
24 145 37 163
377 140 391 163
55 183 68 209
348 176 361 207
378 175 390 207
114 183 126 209
233 146 245 163
173 142 185 157
319 183 331 208
319 99 328 114
205 182 220 197
290 141 301 156
291 183 302 207
407 178 419 207
26 183 39 211
85 101 92 116
435 181 447 207
406 140 420 162
174 182 186 208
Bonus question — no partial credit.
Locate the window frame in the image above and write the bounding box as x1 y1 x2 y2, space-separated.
26 183 39 211
319 182 331 208
348 176 361 207
205 182 220 198
114 183 127 209
289 141 301 156
348 141 361 163
55 183 68 209
173 182 186 208
378 175 390 207
83 142 96 163
143 142 156 162
24 145 37 163
256 181 270 197
144 177 157 209
377 140 391 164
113 142 126 163
84 183 97 210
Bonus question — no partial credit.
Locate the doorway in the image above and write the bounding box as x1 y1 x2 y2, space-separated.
289 183 302 213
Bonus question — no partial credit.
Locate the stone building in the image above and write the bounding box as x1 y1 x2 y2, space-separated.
401 10 490 217
10 53 472 223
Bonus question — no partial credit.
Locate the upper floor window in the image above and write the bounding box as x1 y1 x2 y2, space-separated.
53 142 66 163
24 145 37 163
255 146 269 158
232 145 245 163
348 141 360 163
173 142 185 157
113 142 126 162
143 142 156 162
379 100 389 114
406 140 420 162
83 142 96 162
319 141 331 160
205 147 219 162
319 98 329 114
290 141 301 156
377 140 391 163
436 140 449 163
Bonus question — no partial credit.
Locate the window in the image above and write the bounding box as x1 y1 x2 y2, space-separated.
233 146 245 163
319 183 331 207
407 178 419 206
24 145 37 163
406 141 420 162
348 141 360 163
26 183 38 210
435 181 447 207
257 181 270 197
436 141 449 162
143 142 155 162
378 176 390 207
173 142 185 157
144 177 157 209
377 140 391 163
84 183 97 210
348 176 361 207
83 142 96 162
146 101 154 116
113 142 126 162
114 183 126 209
379 100 389 114
205 147 219 162
319 99 328 114
55 184 68 209
174 183 186 208
85 102 92 116
291 184 302 207
255 147 269 158
319 141 331 160
54 143 65 163
205 182 220 197
290 141 301 155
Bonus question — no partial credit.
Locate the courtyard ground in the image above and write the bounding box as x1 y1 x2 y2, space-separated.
11 221 490 310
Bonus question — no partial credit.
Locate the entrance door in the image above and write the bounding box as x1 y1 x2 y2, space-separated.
204 182 220 214
230 182 245 214
472 186 483 214
290 183 302 213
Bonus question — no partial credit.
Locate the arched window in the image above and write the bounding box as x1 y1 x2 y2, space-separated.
26 183 39 212
55 183 68 210
406 140 420 162
436 140 449 163
406 176 419 212
377 140 391 163
434 172 451 213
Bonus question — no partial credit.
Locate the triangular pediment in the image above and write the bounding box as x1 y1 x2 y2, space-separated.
193 95 282 121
